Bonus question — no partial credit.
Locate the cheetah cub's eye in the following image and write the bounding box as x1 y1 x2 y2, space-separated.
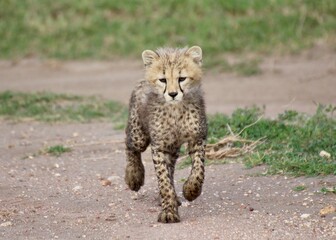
159 78 167 83
178 77 186 82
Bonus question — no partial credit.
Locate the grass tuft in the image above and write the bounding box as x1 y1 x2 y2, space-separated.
293 185 307 192
46 145 71 157
321 186 336 194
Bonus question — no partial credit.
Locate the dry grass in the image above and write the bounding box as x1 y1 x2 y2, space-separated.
205 135 264 160
205 117 264 160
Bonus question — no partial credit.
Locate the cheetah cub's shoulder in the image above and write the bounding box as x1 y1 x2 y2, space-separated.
125 46 207 223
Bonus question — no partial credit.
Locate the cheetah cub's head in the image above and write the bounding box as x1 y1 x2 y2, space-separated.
142 46 203 103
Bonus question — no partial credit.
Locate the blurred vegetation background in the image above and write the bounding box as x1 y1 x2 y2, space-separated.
1 0 335 65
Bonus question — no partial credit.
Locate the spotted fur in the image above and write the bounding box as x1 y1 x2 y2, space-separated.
125 46 207 223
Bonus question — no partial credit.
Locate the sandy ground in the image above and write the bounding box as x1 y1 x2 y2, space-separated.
0 46 336 239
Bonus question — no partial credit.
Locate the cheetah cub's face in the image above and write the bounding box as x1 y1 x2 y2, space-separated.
142 46 203 103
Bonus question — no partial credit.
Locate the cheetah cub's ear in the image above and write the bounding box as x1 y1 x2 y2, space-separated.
142 50 158 67
186 46 202 66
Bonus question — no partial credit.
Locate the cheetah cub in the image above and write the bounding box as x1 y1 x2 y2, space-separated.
125 46 207 223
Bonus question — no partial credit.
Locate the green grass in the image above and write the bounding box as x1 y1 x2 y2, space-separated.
207 105 336 176
46 145 71 157
321 186 336 194
293 185 307 192
0 91 128 129
1 0 335 73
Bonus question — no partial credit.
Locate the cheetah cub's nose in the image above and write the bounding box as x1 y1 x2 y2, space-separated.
168 92 178 99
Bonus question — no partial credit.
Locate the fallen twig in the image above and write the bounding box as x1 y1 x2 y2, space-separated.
205 116 265 160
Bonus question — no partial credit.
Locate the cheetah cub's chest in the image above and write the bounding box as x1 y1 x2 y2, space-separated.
149 103 202 145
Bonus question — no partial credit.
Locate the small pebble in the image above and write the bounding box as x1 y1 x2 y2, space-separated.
320 205 336 217
107 176 120 182
319 150 331 159
0 221 12 227
300 213 311 219
72 185 83 192
101 179 112 186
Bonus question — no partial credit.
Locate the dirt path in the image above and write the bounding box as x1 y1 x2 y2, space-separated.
1 45 335 117
0 122 335 239
0 46 336 239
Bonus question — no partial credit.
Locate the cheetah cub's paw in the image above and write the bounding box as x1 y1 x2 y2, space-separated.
158 208 180 223
125 162 145 192
183 179 202 202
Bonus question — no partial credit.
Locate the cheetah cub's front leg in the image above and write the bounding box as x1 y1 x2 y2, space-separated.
152 148 180 223
124 103 150 192
183 140 205 201
125 149 145 192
